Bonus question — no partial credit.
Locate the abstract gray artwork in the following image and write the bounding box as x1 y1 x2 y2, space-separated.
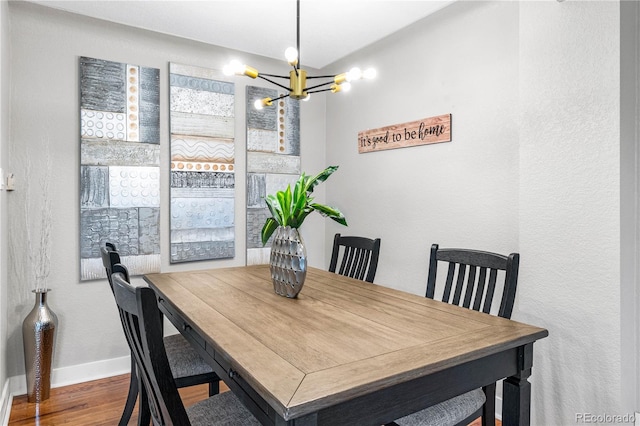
246 85 300 265
169 63 235 263
79 56 161 280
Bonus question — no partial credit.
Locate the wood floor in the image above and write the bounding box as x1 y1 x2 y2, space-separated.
8 374 212 425
8 374 496 425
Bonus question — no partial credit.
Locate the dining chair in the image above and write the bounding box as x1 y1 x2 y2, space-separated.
110 264 260 426
390 243 520 426
101 243 220 426
328 233 381 283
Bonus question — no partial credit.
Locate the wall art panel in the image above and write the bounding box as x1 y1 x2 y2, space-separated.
246 86 300 265
170 63 235 263
79 56 161 281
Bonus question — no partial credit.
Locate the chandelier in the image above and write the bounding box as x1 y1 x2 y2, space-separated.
223 0 376 109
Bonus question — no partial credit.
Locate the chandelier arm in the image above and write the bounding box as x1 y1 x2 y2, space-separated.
257 75 293 92
259 73 292 79
306 75 341 79
306 88 334 94
271 93 292 102
304 80 336 92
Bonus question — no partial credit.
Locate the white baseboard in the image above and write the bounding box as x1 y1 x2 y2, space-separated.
0 380 11 426
0 355 131 426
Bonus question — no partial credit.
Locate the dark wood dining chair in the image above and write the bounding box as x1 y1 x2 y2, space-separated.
110 264 260 426
390 243 520 426
328 233 381 283
101 243 220 426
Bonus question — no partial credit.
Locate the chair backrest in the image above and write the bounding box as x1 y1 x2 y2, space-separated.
101 242 121 289
111 264 191 425
425 244 519 319
329 233 381 283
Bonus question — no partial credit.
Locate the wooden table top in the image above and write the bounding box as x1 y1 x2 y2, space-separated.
145 265 548 421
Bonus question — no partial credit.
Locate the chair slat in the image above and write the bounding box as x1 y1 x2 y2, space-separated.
338 247 352 275
355 250 369 280
482 268 498 314
352 248 364 278
442 262 456 302
472 267 488 311
462 266 476 309
452 264 467 306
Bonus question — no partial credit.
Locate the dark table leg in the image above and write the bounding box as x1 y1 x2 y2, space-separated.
502 343 534 426
482 382 496 426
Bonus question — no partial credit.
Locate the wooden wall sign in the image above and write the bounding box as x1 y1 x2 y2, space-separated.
358 114 451 153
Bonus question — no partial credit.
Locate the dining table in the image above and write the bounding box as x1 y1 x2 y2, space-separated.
143 264 548 426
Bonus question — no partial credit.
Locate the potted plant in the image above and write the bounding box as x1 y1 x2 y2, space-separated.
261 165 347 297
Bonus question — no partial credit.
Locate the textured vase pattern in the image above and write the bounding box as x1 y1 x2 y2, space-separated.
269 226 307 298
22 289 58 403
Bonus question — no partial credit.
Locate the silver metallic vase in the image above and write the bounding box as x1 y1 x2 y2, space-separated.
22 289 58 403
269 226 307 298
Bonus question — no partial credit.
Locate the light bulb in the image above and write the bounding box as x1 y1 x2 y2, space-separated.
224 60 245 76
302 93 311 101
346 67 362 82
363 68 377 80
254 97 272 109
341 82 352 92
285 47 298 65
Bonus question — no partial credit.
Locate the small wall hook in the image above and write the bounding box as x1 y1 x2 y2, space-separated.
6 173 15 191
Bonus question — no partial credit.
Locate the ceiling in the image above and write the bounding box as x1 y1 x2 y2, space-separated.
25 0 454 69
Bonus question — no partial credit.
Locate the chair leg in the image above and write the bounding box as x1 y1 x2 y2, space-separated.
118 356 139 426
208 379 220 396
482 383 496 426
137 371 151 426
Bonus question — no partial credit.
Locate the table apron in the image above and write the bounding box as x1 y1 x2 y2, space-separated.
315 347 520 425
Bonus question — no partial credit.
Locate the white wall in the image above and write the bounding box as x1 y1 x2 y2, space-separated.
0 0 11 418
5 1 326 382
324 1 519 295
325 0 630 424
518 1 623 423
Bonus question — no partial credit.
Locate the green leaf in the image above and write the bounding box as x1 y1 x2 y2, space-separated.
330 215 348 227
265 195 283 225
276 187 293 226
284 185 293 223
291 178 307 224
261 217 279 246
305 165 339 193
310 203 348 226
292 210 312 228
